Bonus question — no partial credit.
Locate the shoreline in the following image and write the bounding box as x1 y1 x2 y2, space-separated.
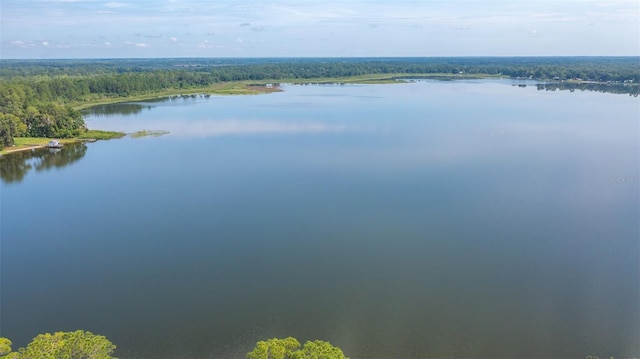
4 76 634 156
0 139 86 156
2 144 48 154
1 131 125 156
71 74 496 110
73 82 285 110
72 74 638 110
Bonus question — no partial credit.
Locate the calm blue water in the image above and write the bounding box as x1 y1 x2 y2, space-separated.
1 80 638 359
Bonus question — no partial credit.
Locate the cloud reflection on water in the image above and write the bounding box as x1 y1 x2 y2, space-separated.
153 119 347 138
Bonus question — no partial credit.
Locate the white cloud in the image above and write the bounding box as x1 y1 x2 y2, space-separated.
157 119 345 138
124 41 150 48
104 2 129 8
40 0 101 2
1 0 638 57
197 40 214 48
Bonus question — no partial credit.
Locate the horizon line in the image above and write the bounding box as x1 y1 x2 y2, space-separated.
2 55 639 61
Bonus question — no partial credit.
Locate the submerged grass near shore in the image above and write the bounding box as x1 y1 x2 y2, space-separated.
79 130 127 140
130 130 170 138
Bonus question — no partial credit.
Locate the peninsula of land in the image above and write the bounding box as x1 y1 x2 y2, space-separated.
1 57 638 153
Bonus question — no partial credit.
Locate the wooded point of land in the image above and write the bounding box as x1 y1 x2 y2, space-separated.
1 57 638 149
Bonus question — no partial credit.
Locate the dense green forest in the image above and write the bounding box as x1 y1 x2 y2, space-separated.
2 57 639 81
1 57 638 150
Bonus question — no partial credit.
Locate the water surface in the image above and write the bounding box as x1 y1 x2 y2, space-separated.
2 80 638 358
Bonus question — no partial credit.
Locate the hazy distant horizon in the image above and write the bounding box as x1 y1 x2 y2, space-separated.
2 55 640 61
1 0 638 59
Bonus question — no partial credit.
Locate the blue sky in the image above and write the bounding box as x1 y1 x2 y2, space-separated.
1 0 638 58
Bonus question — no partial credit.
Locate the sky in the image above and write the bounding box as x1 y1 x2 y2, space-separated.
1 0 639 58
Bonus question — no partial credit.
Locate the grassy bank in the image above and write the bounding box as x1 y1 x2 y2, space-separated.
72 73 501 110
1 130 126 155
1 138 72 155
72 81 285 110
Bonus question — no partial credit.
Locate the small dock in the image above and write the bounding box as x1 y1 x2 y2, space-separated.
46 140 63 149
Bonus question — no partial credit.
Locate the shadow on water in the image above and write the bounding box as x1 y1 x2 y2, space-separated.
521 82 639 96
82 94 214 118
0 142 88 184
81 103 149 117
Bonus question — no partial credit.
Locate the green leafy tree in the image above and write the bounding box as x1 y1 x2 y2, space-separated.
0 113 27 137
3 330 116 359
0 83 27 116
0 113 26 149
247 337 301 359
292 340 347 359
0 338 12 356
247 337 347 359
0 337 20 359
36 104 85 138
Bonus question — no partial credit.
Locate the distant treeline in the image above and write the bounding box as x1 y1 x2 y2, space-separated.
2 57 639 102
1 57 638 149
2 57 639 81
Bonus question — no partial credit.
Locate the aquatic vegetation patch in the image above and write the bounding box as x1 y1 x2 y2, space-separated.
78 130 126 140
129 130 170 138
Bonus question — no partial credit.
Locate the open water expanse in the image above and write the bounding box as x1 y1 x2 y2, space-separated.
1 80 638 358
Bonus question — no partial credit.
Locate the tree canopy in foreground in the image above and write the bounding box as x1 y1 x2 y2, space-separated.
1 332 348 359
246 337 348 359
0 331 116 359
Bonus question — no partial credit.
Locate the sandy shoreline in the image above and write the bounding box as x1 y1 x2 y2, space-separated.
1 145 48 155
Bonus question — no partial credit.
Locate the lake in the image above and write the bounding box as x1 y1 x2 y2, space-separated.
1 80 638 359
